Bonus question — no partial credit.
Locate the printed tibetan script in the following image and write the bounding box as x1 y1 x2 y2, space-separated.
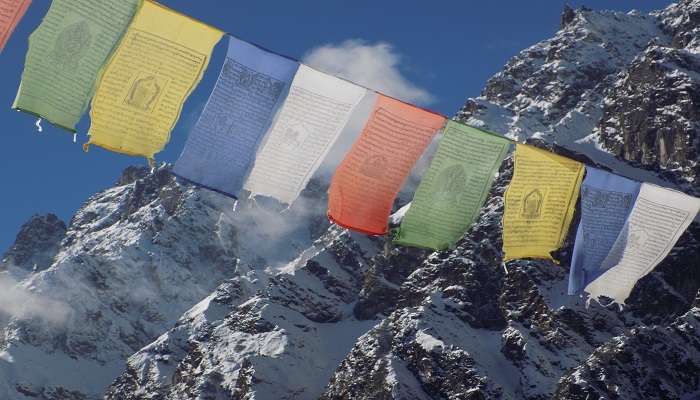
0 0 31 52
88 1 222 160
502 144 584 262
243 65 366 205
13 0 140 131
568 167 640 295
173 36 298 198
328 95 446 235
585 183 700 304
394 121 510 250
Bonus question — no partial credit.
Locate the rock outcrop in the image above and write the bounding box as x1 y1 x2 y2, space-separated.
2 2 699 399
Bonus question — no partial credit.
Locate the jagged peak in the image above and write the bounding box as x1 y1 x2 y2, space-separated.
560 4 603 29
1 213 66 273
115 163 175 190
560 4 576 29
116 165 149 186
654 0 700 48
482 3 664 108
654 0 700 17
2 3 699 400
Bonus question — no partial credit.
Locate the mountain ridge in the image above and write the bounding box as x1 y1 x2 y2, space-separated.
1 1 699 399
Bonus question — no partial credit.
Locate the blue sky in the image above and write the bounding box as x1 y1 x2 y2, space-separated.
0 0 672 251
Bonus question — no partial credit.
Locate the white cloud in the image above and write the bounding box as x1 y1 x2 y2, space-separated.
302 39 435 105
226 40 439 249
0 273 70 324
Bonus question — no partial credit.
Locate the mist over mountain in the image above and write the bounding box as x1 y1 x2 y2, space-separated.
1 1 699 399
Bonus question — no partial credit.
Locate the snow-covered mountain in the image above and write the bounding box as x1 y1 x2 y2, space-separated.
1 1 699 399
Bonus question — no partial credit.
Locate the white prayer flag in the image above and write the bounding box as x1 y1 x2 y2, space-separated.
585 183 700 304
243 65 367 205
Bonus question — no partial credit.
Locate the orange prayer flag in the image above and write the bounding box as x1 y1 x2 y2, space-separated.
0 0 31 52
328 95 446 235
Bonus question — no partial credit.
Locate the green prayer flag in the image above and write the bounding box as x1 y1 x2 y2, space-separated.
13 0 141 131
394 121 511 250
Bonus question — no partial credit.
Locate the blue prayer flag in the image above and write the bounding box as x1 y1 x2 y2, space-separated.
174 35 299 198
568 167 641 295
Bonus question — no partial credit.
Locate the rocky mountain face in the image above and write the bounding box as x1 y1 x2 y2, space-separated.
597 4 700 194
460 0 700 195
1 1 699 399
1 214 66 274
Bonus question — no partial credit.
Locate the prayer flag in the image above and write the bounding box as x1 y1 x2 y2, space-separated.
87 1 223 162
0 0 31 52
393 121 510 249
173 36 299 198
327 95 445 235
243 65 366 205
502 144 584 262
568 168 640 295
584 183 700 304
13 0 141 131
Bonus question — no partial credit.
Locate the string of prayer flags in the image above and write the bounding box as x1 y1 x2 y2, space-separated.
327 95 445 235
13 0 141 131
86 1 223 163
568 167 640 295
173 36 299 198
393 122 511 250
584 183 700 305
243 64 366 205
0 0 31 52
502 144 584 262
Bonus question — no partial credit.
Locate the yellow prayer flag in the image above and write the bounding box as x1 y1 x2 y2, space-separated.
87 0 223 161
502 144 584 262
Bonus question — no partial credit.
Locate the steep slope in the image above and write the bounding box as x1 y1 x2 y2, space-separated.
555 293 700 399
106 2 700 399
320 162 700 399
1 1 699 399
591 0 700 194
0 167 238 399
105 226 385 399
459 0 700 193
1 214 66 276
0 167 331 399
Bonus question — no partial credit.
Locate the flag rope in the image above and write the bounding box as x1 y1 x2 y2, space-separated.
146 0 661 190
